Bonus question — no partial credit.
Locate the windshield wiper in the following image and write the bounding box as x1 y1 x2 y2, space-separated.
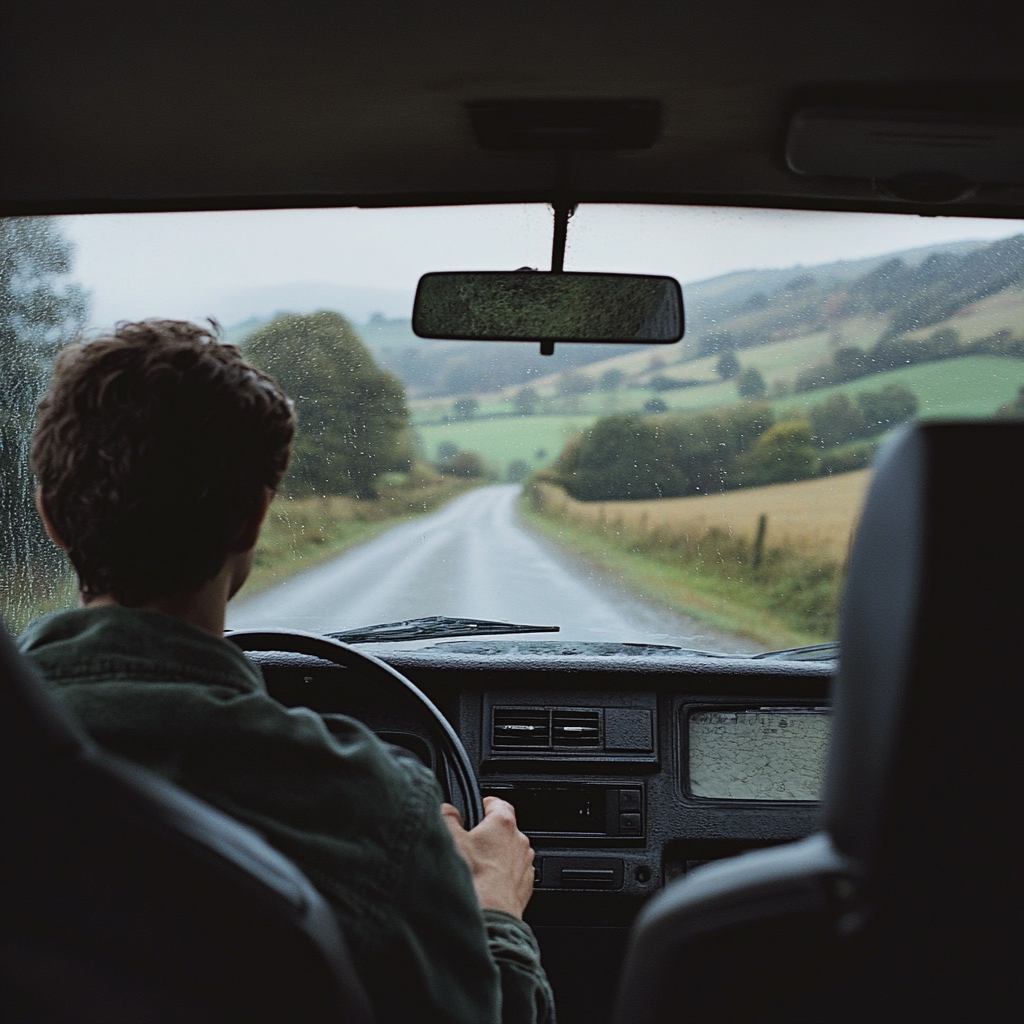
325 616 560 644
751 643 839 662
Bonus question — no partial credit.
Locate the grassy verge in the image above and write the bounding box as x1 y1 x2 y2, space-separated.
2 561 78 635
522 481 843 649
246 475 476 595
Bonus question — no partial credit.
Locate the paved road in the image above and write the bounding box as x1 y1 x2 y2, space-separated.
228 484 761 653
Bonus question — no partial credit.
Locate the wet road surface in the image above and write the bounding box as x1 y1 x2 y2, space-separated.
228 484 761 653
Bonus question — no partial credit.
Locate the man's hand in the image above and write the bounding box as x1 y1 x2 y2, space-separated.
441 796 535 919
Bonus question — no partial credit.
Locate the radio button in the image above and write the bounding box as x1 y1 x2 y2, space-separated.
618 788 641 812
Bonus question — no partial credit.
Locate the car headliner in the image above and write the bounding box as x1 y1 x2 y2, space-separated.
2 1 1022 218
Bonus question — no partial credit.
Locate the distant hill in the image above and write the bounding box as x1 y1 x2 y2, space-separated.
224 235 1022 401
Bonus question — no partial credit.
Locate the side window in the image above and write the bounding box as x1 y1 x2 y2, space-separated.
1 217 85 631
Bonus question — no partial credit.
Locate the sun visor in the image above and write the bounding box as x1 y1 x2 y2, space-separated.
786 108 1024 197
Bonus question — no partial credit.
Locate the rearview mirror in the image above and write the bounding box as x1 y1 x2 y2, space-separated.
413 271 684 354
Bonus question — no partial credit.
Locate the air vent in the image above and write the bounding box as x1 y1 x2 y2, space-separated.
552 709 601 747
493 708 550 748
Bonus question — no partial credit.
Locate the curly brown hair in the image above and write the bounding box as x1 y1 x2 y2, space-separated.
31 319 295 605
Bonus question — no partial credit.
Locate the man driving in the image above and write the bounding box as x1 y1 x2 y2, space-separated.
18 319 555 1024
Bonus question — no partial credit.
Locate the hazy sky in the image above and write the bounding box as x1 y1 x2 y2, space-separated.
61 203 1024 330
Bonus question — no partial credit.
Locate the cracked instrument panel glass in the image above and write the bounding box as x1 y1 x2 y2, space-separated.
687 709 831 800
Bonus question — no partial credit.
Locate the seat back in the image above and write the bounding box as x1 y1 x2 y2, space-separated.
613 422 1023 1023
0 622 373 1023
820 421 1023 1020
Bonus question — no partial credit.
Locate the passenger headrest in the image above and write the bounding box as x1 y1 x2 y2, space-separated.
824 422 1023 881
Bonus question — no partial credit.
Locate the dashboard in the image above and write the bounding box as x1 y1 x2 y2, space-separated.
251 644 833 1024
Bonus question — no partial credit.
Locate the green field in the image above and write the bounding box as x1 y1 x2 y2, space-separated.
770 356 1024 421
416 355 1023 479
417 415 595 475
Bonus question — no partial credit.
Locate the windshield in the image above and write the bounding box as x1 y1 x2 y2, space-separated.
3 205 1022 651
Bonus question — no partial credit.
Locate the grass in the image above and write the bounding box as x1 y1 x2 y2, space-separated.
772 355 1024 420
524 476 858 648
246 475 476 595
534 470 872 561
902 287 1024 345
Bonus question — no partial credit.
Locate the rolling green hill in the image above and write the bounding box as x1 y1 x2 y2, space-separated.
417 354 1024 480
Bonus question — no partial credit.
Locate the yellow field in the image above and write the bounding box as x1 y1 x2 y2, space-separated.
535 469 873 560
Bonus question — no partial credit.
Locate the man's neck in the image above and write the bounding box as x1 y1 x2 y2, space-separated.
82 553 246 637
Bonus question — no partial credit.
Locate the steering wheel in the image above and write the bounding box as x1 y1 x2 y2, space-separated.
226 629 484 828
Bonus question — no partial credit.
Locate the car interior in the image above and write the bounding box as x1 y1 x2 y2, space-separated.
2 3 1022 1022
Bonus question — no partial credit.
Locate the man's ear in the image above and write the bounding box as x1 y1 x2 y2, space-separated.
35 490 68 550
233 486 274 553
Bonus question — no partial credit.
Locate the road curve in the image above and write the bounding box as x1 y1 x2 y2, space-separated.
228 484 761 653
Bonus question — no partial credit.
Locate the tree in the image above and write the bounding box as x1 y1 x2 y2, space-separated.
1 218 89 593
600 367 626 391
809 394 866 447
514 385 539 415
643 397 668 413
453 396 479 420
245 311 409 498
856 384 918 434
715 351 740 380
739 421 818 486
736 366 767 399
557 414 687 501
506 459 530 483
833 346 870 382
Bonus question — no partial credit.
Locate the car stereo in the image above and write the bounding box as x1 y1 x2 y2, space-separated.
481 782 644 839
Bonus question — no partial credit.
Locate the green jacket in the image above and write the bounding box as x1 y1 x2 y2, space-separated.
19 607 554 1024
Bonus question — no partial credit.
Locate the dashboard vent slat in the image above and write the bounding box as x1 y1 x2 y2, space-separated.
493 708 550 748
552 709 601 747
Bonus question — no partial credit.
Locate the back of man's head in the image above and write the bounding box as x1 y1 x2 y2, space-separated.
31 319 295 606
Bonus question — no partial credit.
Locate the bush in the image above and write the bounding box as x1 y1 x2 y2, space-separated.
736 366 767 398
554 404 775 501
818 442 877 475
643 397 669 413
438 451 485 477
506 459 530 483
809 394 866 447
737 421 818 487
715 351 740 380
856 383 918 434
557 414 683 501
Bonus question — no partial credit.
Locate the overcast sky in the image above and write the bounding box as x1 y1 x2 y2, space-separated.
61 204 1024 330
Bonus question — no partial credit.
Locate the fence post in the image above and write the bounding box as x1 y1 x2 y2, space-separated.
753 513 768 570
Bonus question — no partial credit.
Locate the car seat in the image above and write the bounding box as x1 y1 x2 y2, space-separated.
612 421 1023 1023
0 621 373 1023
